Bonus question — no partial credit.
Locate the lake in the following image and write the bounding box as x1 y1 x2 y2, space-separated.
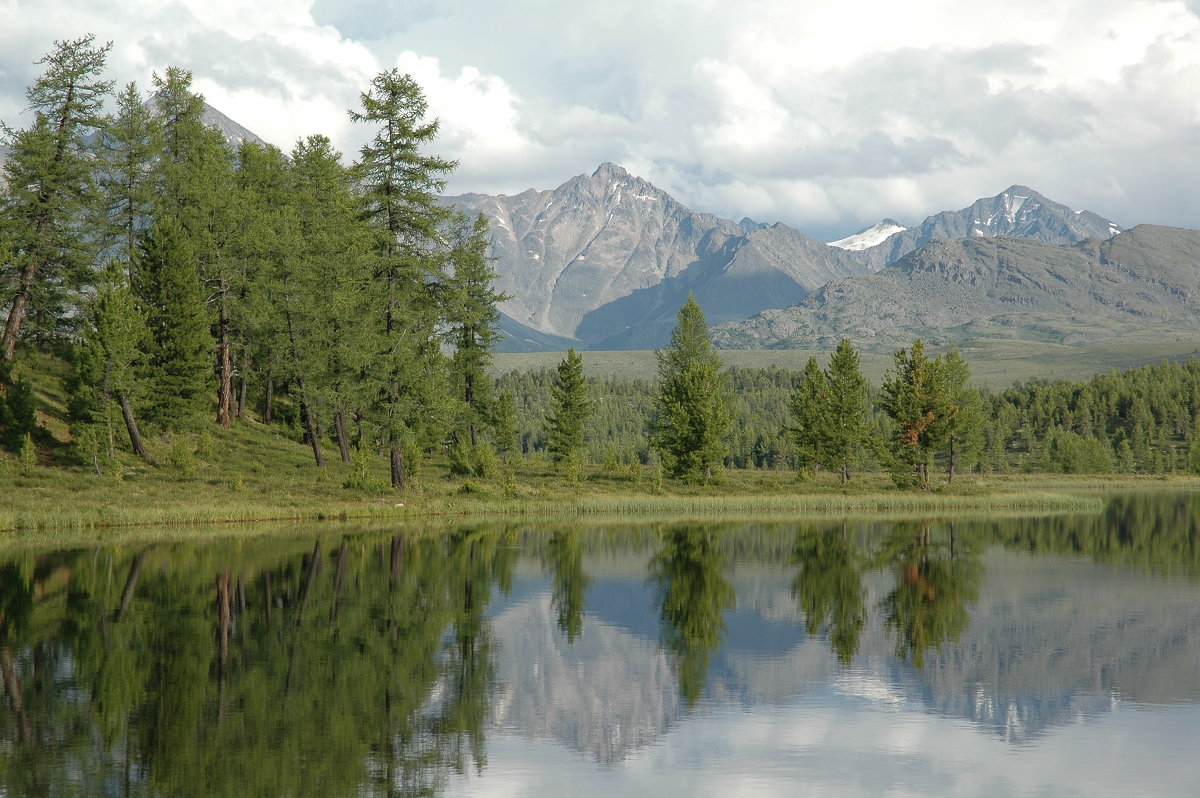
1 491 1198 796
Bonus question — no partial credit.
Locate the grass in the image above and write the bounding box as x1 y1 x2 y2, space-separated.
4 414 1162 543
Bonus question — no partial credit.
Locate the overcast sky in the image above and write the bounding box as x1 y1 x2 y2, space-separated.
3 0 1199 240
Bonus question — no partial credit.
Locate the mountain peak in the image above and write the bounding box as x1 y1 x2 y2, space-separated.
592 162 630 180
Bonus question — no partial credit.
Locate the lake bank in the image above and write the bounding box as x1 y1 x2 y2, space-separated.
6 464 1188 543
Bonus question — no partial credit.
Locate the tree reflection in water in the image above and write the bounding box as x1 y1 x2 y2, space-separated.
0 529 511 797
649 525 735 707
877 521 983 669
792 523 868 665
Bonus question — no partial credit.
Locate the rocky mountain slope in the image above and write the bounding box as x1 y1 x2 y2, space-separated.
841 185 1121 270
450 169 1125 351
447 164 872 350
714 225 1200 349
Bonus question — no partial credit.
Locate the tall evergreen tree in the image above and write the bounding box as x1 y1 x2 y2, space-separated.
283 135 374 464
94 81 162 270
1 34 113 360
351 68 457 489
789 356 828 475
651 295 732 483
446 213 507 452
133 215 210 431
878 340 952 490
545 348 592 469
940 348 984 482
822 338 872 484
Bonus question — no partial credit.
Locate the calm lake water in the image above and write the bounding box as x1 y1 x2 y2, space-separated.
2 492 1199 796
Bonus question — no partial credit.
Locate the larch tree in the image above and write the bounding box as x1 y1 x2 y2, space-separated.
94 81 162 271
651 295 732 483
351 68 457 489
1 34 113 360
286 134 374 464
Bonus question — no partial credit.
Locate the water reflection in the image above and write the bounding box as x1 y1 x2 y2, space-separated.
1 493 1198 796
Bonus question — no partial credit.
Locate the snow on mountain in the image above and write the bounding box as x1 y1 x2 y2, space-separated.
829 219 908 251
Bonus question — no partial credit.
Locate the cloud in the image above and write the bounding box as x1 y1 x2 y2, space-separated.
3 0 1200 239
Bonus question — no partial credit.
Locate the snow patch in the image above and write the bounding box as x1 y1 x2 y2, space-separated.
828 220 907 251
1108 224 1121 237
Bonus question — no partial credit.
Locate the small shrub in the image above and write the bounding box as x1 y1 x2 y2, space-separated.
165 437 196 476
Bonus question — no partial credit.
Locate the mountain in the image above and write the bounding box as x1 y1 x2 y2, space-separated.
447 163 871 350
713 225 1200 349
844 185 1121 270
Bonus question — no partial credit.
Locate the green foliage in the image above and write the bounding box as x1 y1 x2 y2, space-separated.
0 361 37 453
651 296 732 484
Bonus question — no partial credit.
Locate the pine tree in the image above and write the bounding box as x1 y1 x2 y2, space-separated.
133 215 211 431
545 348 592 470
651 295 732 483
1 34 113 360
351 68 457 489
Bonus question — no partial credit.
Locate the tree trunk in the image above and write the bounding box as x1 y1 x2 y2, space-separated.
840 463 850 485
215 289 233 428
236 349 249 421
299 391 325 467
390 438 406 490
118 394 149 460
264 367 274 425
947 436 957 484
334 408 351 464
1 263 36 361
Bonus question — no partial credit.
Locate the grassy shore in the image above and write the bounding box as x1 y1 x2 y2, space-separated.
8 408 1189 542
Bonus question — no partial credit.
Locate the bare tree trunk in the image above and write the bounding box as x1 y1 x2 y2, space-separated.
118 394 149 460
215 289 233 428
947 436 958 484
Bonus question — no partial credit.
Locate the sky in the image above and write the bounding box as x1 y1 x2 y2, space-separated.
2 0 1200 240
